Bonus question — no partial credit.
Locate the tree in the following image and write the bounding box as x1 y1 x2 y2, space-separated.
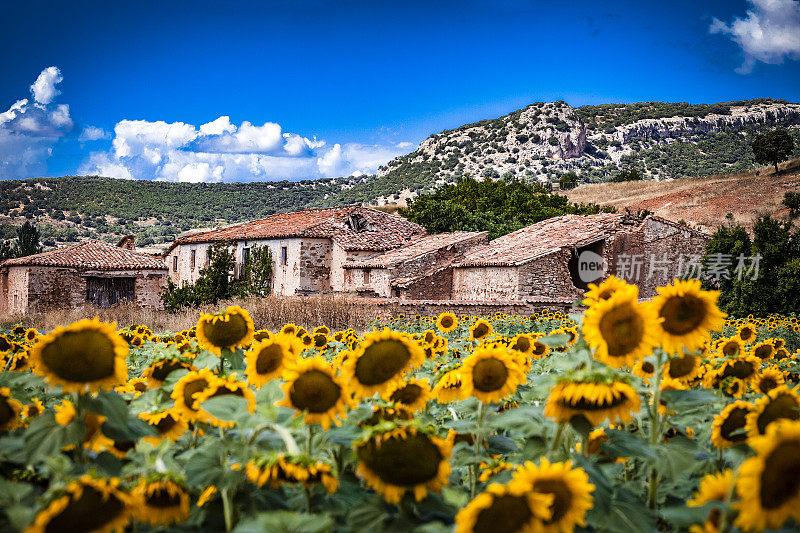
15 221 42 257
239 245 273 297
752 129 795 174
784 192 800 219
558 172 579 190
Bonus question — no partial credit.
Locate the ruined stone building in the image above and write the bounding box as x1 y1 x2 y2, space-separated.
341 231 488 299
164 206 426 296
0 239 168 315
450 213 710 302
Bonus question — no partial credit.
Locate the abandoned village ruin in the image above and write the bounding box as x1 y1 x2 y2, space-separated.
0 205 709 315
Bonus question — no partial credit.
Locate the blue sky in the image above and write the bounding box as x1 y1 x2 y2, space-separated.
1 0 799 182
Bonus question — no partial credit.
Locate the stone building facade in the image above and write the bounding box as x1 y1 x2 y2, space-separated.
0 240 168 315
452 213 709 302
341 232 488 298
164 206 425 296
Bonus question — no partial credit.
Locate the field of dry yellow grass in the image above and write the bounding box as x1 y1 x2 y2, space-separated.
564 158 800 232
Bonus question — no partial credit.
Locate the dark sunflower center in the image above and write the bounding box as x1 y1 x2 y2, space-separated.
152 360 188 381
756 394 800 434
641 361 655 374
722 342 740 357
668 355 696 379
113 440 135 453
759 439 800 509
0 336 11 351
156 415 178 434
535 479 573 524
598 289 614 300
759 377 779 394
44 485 125 533
659 295 706 335
721 360 756 380
513 337 531 353
133 381 148 392
740 328 754 341
440 316 454 329
390 384 423 405
354 340 412 386
473 494 533 533
146 487 183 508
598 304 644 357
0 398 13 426
255 344 285 375
358 432 443 486
754 345 774 359
775 349 790 360
472 323 490 339
39 330 117 383
532 342 547 356
472 358 509 392
720 407 749 443
289 370 341 413
201 313 249 348
314 334 327 348
182 378 209 411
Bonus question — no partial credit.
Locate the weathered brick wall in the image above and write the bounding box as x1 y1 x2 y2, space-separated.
134 271 168 310
298 239 332 292
452 266 518 300
342 268 392 296
518 250 584 300
392 233 488 282
330 244 378 292
26 267 85 313
399 267 454 300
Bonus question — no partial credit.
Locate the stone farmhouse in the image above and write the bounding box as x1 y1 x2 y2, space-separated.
0 237 168 315
164 206 427 296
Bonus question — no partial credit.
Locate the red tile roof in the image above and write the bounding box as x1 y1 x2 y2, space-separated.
342 232 487 269
455 213 624 267
165 206 425 253
1 240 168 271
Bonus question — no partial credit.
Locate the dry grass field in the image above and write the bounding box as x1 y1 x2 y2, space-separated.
564 158 800 232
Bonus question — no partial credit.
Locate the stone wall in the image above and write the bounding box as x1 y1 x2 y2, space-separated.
298 239 332 293
330 243 377 292
399 267 454 300
0 267 30 315
452 266 518 300
518 250 584 300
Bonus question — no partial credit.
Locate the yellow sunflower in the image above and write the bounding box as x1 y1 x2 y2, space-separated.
545 379 640 426
651 279 726 355
246 454 339 494
711 400 755 449
342 329 425 399
745 385 800 439
531 338 550 360
277 357 352 430
688 469 734 533
582 275 630 307
736 420 800 531
139 409 189 445
509 458 595 533
718 337 745 358
510 333 534 356
665 353 703 383
755 367 786 394
751 341 775 361
195 306 255 355
436 312 459 333
26 475 131 533
29 318 128 393
356 424 452 504
383 377 432 413
433 369 465 403
0 387 23 431
193 375 256 427
470 319 494 341
459 346 526 404
244 335 296 387
582 285 662 368
21 397 45 422
131 477 190 526
455 482 553 533
141 357 196 388
736 323 757 343
254 329 272 342
170 368 219 422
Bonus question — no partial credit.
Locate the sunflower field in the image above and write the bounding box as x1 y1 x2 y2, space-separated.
1 278 800 532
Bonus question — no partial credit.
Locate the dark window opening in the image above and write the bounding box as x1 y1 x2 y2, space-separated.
363 269 371 284
86 277 135 308
281 246 288 266
173 255 178 271
568 240 606 291
190 250 196 270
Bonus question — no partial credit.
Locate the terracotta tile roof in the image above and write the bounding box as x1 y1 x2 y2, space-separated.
455 213 624 267
166 206 425 253
342 232 487 269
645 215 710 238
1 240 168 271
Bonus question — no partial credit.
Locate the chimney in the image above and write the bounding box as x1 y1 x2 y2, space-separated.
117 235 135 250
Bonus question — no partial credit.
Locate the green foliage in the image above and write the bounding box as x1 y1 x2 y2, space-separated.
558 172 579 190
703 216 800 315
784 192 800 219
0 221 42 260
752 129 795 173
611 168 642 182
239 245 274 297
399 176 613 239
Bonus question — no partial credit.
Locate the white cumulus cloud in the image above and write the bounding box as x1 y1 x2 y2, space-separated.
710 0 800 73
79 125 111 141
0 67 72 179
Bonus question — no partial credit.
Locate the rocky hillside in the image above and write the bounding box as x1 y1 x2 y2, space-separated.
359 98 800 204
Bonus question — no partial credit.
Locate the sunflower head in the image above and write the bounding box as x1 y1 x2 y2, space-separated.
356 423 452 504
432 368 465 403
193 375 256 427
0 387 23 431
460 345 526 404
652 279 727 355
244 336 296 387
278 357 352 430
383 378 432 413
455 482 553 533
737 323 757 343
470 319 493 341
142 356 197 388
436 312 459 333
131 475 190 526
30 318 129 393
746 385 800 439
139 409 189 445
756 368 786 394
195 306 255 355
342 329 426 399
545 374 641 427
711 400 755 449
170 368 222 421
583 275 630 307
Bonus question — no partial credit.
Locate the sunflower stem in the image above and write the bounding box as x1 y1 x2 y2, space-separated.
547 422 567 461
306 424 314 456
470 402 486 498
221 487 234 531
648 350 666 510
271 423 301 455
304 485 312 513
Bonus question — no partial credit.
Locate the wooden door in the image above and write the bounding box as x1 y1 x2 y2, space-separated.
86 277 135 307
